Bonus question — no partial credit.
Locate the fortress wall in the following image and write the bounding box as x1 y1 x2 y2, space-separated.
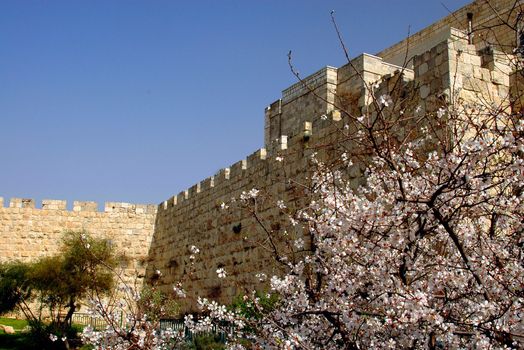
145 47 439 310
148 124 320 311
148 67 346 309
146 24 520 311
378 0 522 67
2 0 520 313
0 198 157 278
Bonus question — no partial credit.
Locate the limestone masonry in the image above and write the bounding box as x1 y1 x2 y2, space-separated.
0 199 157 279
1 0 522 311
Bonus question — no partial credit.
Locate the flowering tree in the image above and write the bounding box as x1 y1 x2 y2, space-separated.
82 98 524 350
177 32 524 344
201 7 524 348
198 91 524 349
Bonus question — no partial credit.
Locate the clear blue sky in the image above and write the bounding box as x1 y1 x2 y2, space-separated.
0 0 470 208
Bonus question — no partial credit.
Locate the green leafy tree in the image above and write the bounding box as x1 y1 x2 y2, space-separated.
0 262 33 318
0 231 117 348
29 231 115 327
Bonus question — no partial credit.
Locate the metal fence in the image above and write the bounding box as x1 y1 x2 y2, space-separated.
160 319 233 342
72 313 110 329
72 313 232 343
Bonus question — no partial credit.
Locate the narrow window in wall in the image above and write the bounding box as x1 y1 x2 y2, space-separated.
516 12 524 54
467 12 474 45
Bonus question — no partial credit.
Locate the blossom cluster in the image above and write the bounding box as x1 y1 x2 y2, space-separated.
190 101 524 349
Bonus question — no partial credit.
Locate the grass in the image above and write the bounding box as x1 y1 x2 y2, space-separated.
0 317 28 332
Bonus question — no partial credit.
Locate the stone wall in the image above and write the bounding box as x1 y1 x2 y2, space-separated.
147 126 317 311
146 19 519 310
0 198 157 278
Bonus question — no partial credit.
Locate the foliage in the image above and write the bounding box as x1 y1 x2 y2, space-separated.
0 318 86 350
183 334 227 350
29 231 115 326
0 332 29 350
0 263 33 316
255 109 524 347
138 284 179 324
230 292 279 321
0 231 117 349
25 319 83 350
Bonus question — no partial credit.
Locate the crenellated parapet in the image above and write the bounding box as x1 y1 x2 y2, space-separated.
0 197 156 215
160 148 269 213
0 196 157 282
157 52 419 220
8 198 36 209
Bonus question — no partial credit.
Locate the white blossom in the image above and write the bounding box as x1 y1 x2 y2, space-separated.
437 107 446 118
378 94 392 107
216 267 227 278
294 238 304 249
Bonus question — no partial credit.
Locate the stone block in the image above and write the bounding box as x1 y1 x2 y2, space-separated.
279 135 288 150
469 55 481 67
73 201 98 212
42 200 67 210
491 71 509 86
0 325 15 334
420 84 431 99
497 85 509 98
463 77 481 92
481 69 491 81
9 198 35 209
417 62 429 76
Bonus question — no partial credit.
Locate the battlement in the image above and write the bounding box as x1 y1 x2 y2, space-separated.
161 147 270 210
0 197 157 215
